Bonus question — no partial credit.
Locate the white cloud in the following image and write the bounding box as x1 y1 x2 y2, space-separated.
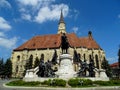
17 0 55 13
73 9 80 20
72 26 79 33
0 32 5 37
18 0 40 6
0 37 18 49
35 4 69 23
17 0 69 23
18 0 55 6
0 0 11 8
21 14 31 21
0 17 12 31
0 16 17 49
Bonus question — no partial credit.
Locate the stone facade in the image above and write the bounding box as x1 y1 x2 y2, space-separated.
11 46 105 77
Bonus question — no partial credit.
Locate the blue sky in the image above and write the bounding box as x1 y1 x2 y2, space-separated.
0 0 120 64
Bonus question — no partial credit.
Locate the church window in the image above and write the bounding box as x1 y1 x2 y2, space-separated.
95 54 99 69
17 55 20 61
78 53 81 60
29 55 33 59
16 65 18 73
83 54 86 60
89 55 92 60
40 54 44 61
28 55 33 69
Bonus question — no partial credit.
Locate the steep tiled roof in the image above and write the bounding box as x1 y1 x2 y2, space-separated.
79 36 101 49
67 33 80 47
14 33 101 51
110 62 119 68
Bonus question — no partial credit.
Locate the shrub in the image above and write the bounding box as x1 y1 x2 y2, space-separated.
110 80 120 86
93 80 113 86
68 78 92 87
51 79 66 87
41 79 52 86
68 78 79 87
41 79 66 87
6 80 40 86
82 79 93 86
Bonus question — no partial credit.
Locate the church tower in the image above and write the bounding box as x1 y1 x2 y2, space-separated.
58 10 66 34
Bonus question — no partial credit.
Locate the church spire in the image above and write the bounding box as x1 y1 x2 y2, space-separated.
59 9 64 24
58 9 66 34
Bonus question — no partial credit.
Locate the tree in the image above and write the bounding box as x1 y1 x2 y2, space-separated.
25 55 33 70
4 58 12 78
101 58 112 77
23 56 33 77
73 49 79 63
51 49 58 65
0 58 4 75
34 57 40 68
40 54 44 61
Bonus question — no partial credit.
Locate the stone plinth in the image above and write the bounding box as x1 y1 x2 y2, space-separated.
99 69 109 81
23 66 39 81
55 54 76 79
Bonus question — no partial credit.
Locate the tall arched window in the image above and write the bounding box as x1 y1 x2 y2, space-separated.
40 54 44 61
29 55 33 69
89 55 92 60
83 54 86 60
78 53 81 60
95 54 99 69
17 55 20 61
16 65 18 73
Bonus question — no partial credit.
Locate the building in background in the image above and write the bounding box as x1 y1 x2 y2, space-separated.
110 62 119 78
110 47 120 79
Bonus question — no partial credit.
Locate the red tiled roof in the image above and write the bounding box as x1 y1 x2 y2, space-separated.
110 62 119 68
14 33 101 51
79 36 101 49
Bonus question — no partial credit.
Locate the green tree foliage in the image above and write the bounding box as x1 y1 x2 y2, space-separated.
68 78 92 87
73 49 79 63
4 58 12 78
34 57 40 68
101 58 112 77
51 49 58 65
23 56 33 76
0 58 4 75
26 55 33 69
40 54 44 61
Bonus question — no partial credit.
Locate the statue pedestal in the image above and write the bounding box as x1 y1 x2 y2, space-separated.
23 66 39 81
99 69 109 81
55 54 76 79
24 69 38 78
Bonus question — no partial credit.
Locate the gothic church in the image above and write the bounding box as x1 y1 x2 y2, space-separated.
11 11 106 77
